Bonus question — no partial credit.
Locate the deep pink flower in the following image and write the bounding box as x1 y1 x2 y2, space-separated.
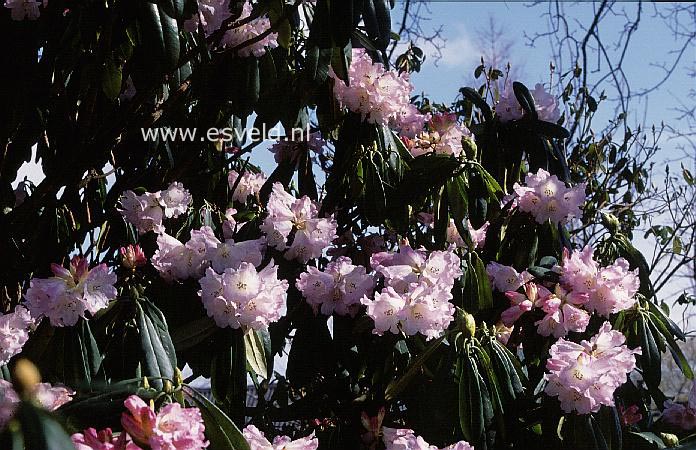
71 427 142 450
121 395 208 450
120 244 147 270
618 404 642 426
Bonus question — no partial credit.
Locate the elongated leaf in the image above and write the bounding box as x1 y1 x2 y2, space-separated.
244 329 272 379
385 336 446 401
183 386 251 450
136 299 177 388
171 316 217 351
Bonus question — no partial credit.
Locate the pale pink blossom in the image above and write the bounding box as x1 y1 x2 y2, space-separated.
243 424 318 450
219 1 278 57
560 246 639 317
121 395 208 450
260 183 337 263
118 190 165 235
331 49 426 130
512 169 585 224
152 227 221 281
496 83 560 123
72 427 142 450
297 257 374 317
544 322 640 414
24 256 117 326
662 382 696 431
198 262 288 330
1 380 73 429
269 132 326 164
222 207 237 239
228 170 266 203
468 220 489 249
361 287 405 336
184 0 230 34
382 427 474 450
120 244 147 270
0 306 33 365
406 113 472 158
486 262 533 293
160 182 192 219
207 237 266 273
370 244 462 294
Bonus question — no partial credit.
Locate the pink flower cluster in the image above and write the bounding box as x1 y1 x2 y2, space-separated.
502 282 590 338
486 262 533 293
1 380 74 429
511 169 585 224
243 425 318 450
296 256 374 317
361 244 461 340
496 83 560 123
500 247 639 338
4 0 44 20
198 262 288 330
260 183 338 263
151 227 220 281
184 0 278 57
269 132 328 167
560 246 640 317
119 182 192 235
383 428 474 450
120 395 208 450
544 322 640 414
72 427 141 450
405 113 473 158
228 170 266 203
331 49 427 132
0 306 33 365
662 382 696 431
24 256 117 327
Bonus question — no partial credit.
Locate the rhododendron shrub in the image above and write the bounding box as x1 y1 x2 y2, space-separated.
1 1 693 450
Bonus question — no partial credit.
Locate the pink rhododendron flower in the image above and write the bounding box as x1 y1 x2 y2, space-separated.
544 322 640 414
228 170 266 203
183 0 230 35
260 183 337 263
406 113 472 158
0 306 33 365
496 83 560 123
382 427 474 450
207 237 266 273
24 256 117 326
269 132 326 164
330 49 426 130
121 395 208 450
119 191 165 235
486 262 533 293
160 182 192 219
4 0 43 20
662 382 696 431
560 246 639 317
1 380 74 429
72 427 142 450
512 169 585 224
120 244 147 270
118 183 191 234
219 1 278 57
362 281 455 340
296 256 374 317
198 262 288 330
222 207 237 239
370 244 462 295
243 425 319 450
152 227 221 281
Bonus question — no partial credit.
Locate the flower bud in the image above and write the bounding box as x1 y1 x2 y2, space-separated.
120 244 147 270
12 359 41 395
163 380 173 394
